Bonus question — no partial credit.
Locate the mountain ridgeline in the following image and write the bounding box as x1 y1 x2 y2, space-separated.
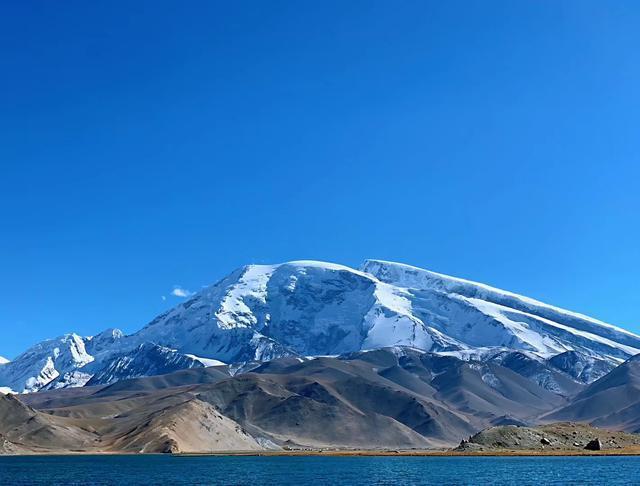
1 260 638 394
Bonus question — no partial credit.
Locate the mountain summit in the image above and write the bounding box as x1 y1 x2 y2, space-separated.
1 260 638 393
134 260 639 362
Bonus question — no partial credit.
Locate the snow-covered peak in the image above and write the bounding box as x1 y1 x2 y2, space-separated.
361 259 640 354
90 328 124 341
0 333 95 393
285 260 374 277
130 259 640 367
364 259 634 335
0 356 9 365
87 328 125 354
133 260 382 361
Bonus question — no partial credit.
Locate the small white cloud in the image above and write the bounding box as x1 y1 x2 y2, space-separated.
171 286 194 298
161 295 167 301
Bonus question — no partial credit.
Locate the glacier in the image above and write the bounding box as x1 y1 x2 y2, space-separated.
1 259 638 393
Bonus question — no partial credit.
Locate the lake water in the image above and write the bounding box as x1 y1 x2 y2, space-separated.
1 455 639 485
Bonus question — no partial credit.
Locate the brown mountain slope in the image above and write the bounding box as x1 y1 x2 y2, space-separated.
543 355 640 432
0 394 97 453
196 374 442 448
0 391 262 454
105 398 262 453
188 349 577 448
3 348 598 453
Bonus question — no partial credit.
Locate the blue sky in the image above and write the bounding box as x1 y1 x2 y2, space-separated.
1 1 639 358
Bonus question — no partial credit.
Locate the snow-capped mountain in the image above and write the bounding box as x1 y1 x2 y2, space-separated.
0 357 8 365
0 333 96 393
362 260 640 359
1 259 638 393
86 343 205 386
0 325 224 393
133 260 640 364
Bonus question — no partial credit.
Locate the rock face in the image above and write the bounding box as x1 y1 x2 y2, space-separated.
2 259 640 393
584 439 602 451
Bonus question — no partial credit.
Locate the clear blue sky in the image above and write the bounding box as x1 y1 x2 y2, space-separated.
1 1 639 358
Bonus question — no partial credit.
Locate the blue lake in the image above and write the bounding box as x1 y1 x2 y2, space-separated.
1 455 639 485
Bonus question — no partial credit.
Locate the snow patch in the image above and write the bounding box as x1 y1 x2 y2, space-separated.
185 354 226 367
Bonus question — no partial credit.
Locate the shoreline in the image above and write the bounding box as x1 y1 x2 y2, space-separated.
4 448 640 458
177 448 640 457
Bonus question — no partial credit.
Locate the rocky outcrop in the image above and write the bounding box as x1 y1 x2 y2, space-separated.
455 422 640 452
